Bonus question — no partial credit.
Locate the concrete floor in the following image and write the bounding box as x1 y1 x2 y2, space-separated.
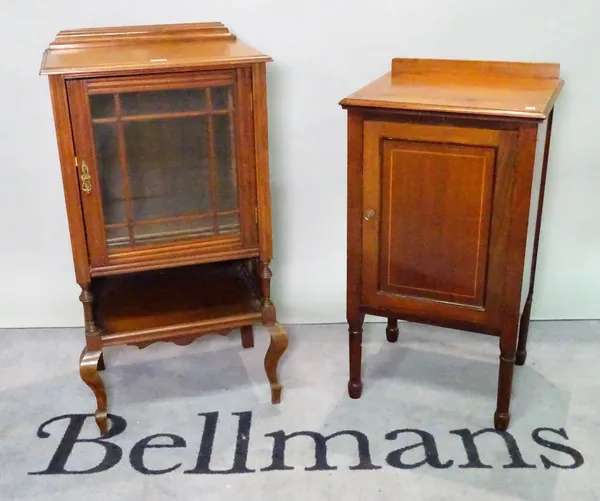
0 320 599 500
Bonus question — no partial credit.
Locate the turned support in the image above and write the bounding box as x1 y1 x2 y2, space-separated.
494 326 518 431
348 311 365 399
79 285 102 347
259 260 276 324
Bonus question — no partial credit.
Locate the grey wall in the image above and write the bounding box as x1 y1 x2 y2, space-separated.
0 0 598 327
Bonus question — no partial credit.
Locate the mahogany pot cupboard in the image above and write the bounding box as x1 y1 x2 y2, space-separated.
40 22 288 435
340 59 563 430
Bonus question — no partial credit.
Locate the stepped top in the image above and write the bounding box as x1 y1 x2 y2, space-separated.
40 22 271 76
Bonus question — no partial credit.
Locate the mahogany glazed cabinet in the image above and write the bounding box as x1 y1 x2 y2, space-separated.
40 22 288 434
340 59 564 430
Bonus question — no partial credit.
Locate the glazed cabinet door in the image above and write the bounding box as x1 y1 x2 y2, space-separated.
361 120 518 326
66 70 258 270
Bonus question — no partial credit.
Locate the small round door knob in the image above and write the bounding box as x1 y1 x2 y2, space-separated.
364 209 376 220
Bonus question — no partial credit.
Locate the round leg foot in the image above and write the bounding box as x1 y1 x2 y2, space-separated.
494 411 510 431
515 350 527 366
348 379 363 399
386 318 399 343
96 410 109 435
386 327 399 343
270 384 282 404
241 325 254 349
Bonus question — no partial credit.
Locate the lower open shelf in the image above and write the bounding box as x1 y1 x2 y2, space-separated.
92 259 262 346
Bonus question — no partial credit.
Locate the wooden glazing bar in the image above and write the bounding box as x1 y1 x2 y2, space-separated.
206 87 219 235
110 234 242 256
104 209 240 228
227 88 238 193
91 108 231 124
113 94 135 245
107 221 240 245
86 74 235 95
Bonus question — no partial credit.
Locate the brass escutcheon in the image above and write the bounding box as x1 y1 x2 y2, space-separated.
80 161 92 193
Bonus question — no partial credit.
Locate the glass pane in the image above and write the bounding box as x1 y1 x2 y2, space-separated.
91 84 240 249
124 116 213 223
92 123 126 226
120 88 207 115
133 218 215 245
217 213 240 235
90 94 115 118
210 86 230 110
106 226 129 248
213 114 237 211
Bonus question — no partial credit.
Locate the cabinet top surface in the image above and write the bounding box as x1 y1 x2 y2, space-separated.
40 22 271 76
340 59 564 119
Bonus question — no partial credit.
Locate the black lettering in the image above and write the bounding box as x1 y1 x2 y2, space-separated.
385 429 453 469
129 434 186 474
450 428 536 469
29 414 126 475
261 430 381 471
184 411 254 474
532 427 584 469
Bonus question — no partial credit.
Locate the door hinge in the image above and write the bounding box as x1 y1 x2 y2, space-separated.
255 206 259 224
75 156 78 167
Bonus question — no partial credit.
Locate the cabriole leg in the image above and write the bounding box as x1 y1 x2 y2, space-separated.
264 323 289 403
258 260 288 403
79 348 108 435
78 284 107 435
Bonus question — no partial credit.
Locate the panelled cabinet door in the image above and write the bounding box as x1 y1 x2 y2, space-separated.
66 70 258 268
361 120 518 326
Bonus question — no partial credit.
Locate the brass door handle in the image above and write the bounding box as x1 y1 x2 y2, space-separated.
364 209 376 220
80 161 92 193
